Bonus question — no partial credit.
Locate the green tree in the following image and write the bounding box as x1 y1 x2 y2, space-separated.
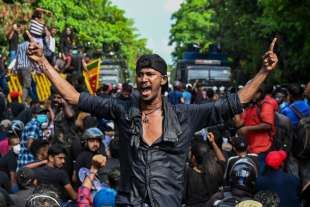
170 0 310 83
0 0 150 70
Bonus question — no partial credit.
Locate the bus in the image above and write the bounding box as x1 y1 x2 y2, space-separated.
99 59 127 86
176 45 231 87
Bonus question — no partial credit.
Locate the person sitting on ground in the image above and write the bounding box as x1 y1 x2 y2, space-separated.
25 185 61 207
224 136 258 185
24 139 49 169
51 86 76 148
33 144 77 202
206 152 259 207
183 133 225 207
0 120 11 156
256 150 301 207
73 127 106 185
10 167 37 207
0 187 13 207
9 91 25 118
17 104 46 169
0 122 22 193
77 154 117 207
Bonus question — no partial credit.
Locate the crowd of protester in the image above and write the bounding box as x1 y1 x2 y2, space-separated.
0 7 310 207
1 75 310 206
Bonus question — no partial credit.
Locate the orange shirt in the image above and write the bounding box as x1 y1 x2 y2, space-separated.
241 98 276 154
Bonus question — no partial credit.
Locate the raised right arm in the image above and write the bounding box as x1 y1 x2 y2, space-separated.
27 42 118 119
40 57 80 105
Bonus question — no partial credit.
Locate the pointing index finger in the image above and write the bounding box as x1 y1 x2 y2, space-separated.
269 37 277 52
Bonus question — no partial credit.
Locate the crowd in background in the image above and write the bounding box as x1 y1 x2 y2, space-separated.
1 7 310 207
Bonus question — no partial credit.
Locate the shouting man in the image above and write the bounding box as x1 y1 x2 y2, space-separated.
27 38 278 207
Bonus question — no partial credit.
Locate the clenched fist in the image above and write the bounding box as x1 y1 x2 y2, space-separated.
27 41 45 64
91 154 107 170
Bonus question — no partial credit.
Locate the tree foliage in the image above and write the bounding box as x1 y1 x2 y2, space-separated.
169 0 310 83
0 0 150 70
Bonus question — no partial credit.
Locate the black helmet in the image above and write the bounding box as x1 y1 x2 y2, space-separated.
17 167 35 189
10 120 24 137
229 157 257 193
82 127 104 141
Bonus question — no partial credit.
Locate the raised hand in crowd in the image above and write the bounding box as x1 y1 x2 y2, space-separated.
207 132 226 162
238 38 278 104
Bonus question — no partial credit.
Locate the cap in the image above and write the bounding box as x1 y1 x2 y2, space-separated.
10 91 20 99
136 54 167 75
136 54 168 93
93 187 117 207
265 150 287 169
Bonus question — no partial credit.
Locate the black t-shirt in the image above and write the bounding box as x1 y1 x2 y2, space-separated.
74 146 106 173
71 136 82 161
15 107 32 125
10 101 25 118
0 150 17 176
53 109 77 147
34 165 70 200
9 32 19 51
0 93 6 120
183 161 225 207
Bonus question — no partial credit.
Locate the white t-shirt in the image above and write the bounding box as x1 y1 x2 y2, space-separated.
48 37 56 52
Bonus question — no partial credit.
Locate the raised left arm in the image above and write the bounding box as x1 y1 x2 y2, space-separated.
238 38 278 104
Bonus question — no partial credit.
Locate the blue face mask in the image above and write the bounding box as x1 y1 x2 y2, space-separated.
36 114 48 124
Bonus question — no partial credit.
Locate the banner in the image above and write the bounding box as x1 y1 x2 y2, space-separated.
7 73 22 103
32 73 52 101
83 59 101 95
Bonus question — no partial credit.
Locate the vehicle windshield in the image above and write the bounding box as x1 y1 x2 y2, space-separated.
100 64 120 85
187 65 231 84
210 67 231 81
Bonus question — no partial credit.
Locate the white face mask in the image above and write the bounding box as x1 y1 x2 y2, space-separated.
13 144 21 155
41 122 49 129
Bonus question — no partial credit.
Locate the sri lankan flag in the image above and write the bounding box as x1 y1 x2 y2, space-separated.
83 59 101 95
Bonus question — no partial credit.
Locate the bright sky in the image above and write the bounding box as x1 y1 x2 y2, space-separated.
110 0 184 65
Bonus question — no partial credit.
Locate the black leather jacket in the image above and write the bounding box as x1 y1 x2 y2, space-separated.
78 92 242 207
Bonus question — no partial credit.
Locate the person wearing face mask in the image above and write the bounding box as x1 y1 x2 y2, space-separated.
39 107 55 141
17 105 46 170
0 120 23 193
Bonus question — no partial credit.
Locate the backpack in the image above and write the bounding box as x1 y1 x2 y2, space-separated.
215 191 240 207
289 105 310 159
257 102 293 151
214 191 259 207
